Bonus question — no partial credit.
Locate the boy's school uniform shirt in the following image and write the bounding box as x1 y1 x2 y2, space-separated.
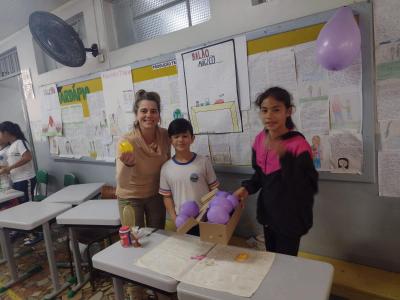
159 153 219 213
7 140 35 183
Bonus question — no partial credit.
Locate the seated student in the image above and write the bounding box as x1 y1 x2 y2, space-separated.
159 118 219 235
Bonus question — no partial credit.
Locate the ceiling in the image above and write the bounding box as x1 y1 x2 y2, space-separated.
0 0 70 41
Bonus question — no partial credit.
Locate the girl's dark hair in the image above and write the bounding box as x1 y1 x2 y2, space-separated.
255 86 295 130
0 121 27 141
338 157 349 169
133 89 161 115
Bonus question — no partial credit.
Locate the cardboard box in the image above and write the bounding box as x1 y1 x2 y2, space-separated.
176 189 243 245
199 204 243 245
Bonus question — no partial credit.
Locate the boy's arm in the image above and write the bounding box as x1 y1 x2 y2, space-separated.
163 196 177 222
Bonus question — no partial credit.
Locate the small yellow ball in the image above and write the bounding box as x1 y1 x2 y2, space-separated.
119 141 134 153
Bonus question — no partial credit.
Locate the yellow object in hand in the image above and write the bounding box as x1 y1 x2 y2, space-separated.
119 140 134 153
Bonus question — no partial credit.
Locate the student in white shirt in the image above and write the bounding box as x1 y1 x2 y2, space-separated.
159 118 219 235
0 134 11 192
0 121 42 244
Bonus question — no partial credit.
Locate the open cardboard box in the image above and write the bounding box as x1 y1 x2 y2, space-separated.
176 189 243 245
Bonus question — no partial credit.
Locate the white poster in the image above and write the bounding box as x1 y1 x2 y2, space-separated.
101 66 134 136
378 151 400 197
329 132 363 174
182 40 242 134
39 84 62 137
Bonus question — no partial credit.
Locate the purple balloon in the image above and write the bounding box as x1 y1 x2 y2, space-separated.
226 194 239 208
180 201 200 217
216 191 229 198
210 196 233 213
207 206 230 224
316 6 361 71
175 215 189 228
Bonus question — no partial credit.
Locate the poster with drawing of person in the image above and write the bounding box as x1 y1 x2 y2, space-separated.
329 91 362 132
329 132 363 174
305 133 331 171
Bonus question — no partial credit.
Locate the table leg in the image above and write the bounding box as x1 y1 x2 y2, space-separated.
68 227 90 293
112 277 124 300
0 228 18 282
43 222 60 291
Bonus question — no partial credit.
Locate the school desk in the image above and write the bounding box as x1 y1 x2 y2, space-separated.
56 199 120 293
92 230 178 300
42 182 105 205
93 230 333 300
0 202 71 299
177 254 334 300
0 189 24 204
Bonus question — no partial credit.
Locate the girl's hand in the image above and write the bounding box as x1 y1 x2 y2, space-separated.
234 187 249 201
119 152 135 167
268 139 286 157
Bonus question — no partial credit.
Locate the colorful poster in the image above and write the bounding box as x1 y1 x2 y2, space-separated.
181 40 242 134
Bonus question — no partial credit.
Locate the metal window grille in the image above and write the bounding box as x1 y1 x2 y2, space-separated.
0 48 20 80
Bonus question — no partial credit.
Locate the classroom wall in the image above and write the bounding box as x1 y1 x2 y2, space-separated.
2 0 400 273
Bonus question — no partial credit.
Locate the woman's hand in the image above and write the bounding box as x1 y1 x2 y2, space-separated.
119 152 135 167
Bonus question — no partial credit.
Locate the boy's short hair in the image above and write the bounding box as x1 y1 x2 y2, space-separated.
168 118 194 137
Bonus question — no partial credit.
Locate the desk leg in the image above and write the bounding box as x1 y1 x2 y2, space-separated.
69 227 91 293
0 228 18 282
43 222 60 291
69 227 84 284
112 277 124 300
42 222 71 299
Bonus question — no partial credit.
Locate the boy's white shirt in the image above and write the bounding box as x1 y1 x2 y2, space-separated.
159 153 218 214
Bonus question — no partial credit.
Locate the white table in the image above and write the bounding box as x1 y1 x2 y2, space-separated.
43 182 105 205
92 230 178 300
0 189 24 204
177 254 334 300
0 202 71 299
56 200 120 293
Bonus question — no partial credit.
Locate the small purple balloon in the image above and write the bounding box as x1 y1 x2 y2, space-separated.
207 206 230 224
175 215 189 228
216 191 229 198
316 6 361 71
210 196 233 213
180 201 199 217
226 194 239 208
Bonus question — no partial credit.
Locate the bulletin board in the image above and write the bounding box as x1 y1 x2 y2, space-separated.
47 2 374 183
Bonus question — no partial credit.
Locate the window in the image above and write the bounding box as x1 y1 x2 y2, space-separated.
33 12 87 74
0 48 20 80
108 0 211 49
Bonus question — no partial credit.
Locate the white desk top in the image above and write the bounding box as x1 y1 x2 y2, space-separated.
0 189 24 204
56 199 120 226
92 231 178 293
0 202 72 230
43 183 105 205
177 254 334 300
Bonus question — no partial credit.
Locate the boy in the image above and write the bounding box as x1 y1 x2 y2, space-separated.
159 119 219 235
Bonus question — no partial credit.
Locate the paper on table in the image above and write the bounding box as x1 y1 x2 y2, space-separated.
135 235 215 281
181 244 275 298
378 151 400 197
